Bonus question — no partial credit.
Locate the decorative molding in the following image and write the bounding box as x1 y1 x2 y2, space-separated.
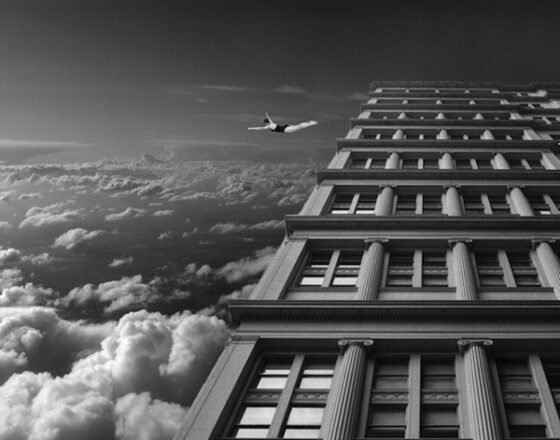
503 391 540 402
448 239 473 248
292 391 329 403
245 391 282 402
337 339 374 353
532 238 557 249
370 391 408 402
457 338 493 354
422 391 459 402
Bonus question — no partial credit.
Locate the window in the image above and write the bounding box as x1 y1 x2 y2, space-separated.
473 158 493 170
496 358 546 438
229 355 335 439
542 358 560 414
365 355 459 438
474 250 542 288
355 194 377 214
297 250 363 288
329 193 377 215
350 158 368 169
526 194 552 216
485 194 512 215
330 194 354 214
421 194 443 214
386 249 449 288
395 194 418 214
422 158 440 169
463 194 486 215
401 158 420 169
366 358 409 438
455 158 474 169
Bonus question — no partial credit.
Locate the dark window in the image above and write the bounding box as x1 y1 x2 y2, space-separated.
487 194 511 215
395 194 417 214
422 251 448 286
386 252 414 287
355 194 377 214
475 252 506 287
422 194 442 214
508 252 541 287
463 194 486 215
330 194 354 214
349 158 368 169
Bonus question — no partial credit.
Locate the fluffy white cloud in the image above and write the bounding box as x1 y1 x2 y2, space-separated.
53 228 105 250
115 392 187 440
0 247 20 266
0 309 229 440
208 219 283 234
0 283 54 307
19 204 82 228
108 257 134 268
62 276 154 313
152 210 174 216
216 246 276 283
21 253 53 266
0 221 12 230
105 208 147 222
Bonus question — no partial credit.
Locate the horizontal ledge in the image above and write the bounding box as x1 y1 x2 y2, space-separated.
284 215 560 234
229 300 560 323
349 118 540 128
336 139 557 150
316 169 560 183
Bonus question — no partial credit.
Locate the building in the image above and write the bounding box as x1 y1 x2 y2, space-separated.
174 81 560 440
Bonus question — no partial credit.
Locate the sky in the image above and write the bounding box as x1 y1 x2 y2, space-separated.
1 1 560 439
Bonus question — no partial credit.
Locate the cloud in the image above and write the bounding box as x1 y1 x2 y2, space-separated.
348 92 369 101
19 204 82 228
0 309 229 440
62 275 154 313
105 208 147 222
0 247 21 266
17 193 42 201
0 139 91 149
275 85 307 94
208 219 283 235
53 228 105 250
153 210 174 217
0 283 55 307
21 253 53 266
0 222 12 231
157 231 172 240
216 246 276 283
115 392 187 440
108 257 134 268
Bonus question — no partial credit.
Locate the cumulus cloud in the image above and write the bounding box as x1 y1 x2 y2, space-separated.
216 246 276 283
0 221 12 230
19 204 82 228
115 392 187 440
157 231 172 240
0 283 54 307
0 247 21 266
108 257 134 268
21 253 53 266
105 208 147 222
62 275 154 313
53 228 105 250
0 309 229 440
152 210 174 216
208 219 283 234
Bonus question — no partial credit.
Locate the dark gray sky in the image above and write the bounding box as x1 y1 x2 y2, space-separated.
1 0 560 163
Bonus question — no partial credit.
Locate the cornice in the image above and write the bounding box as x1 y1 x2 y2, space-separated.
336 138 558 151
229 300 560 324
367 80 560 90
316 169 560 184
349 118 539 128
284 216 560 235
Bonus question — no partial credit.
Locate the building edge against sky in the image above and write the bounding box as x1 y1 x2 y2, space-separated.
174 81 560 440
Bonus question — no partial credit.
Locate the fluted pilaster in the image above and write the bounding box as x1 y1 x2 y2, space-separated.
509 187 534 216
386 152 400 169
482 129 494 140
474 113 484 120
437 129 449 140
321 340 373 440
398 112 407 120
534 241 560 299
446 187 463 216
356 241 385 300
375 186 394 216
440 153 454 169
493 153 510 170
458 340 502 440
451 241 477 300
392 129 404 140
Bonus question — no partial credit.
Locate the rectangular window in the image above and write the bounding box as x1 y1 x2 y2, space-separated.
455 158 474 169
355 194 377 214
527 194 554 216
401 158 419 169
487 194 512 215
386 251 414 287
395 194 418 214
463 194 486 215
475 252 506 287
422 194 443 215
422 158 440 169
496 358 546 438
542 358 560 414
524 158 545 170
349 158 368 169
369 158 387 169
508 252 541 287
297 250 363 288
230 355 335 439
421 251 448 286
330 194 354 214
474 158 493 170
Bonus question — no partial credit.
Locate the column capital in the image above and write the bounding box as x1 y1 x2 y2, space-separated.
338 339 374 353
449 239 472 248
507 184 525 190
378 184 397 189
364 238 388 247
457 339 493 354
444 184 461 190
532 239 556 249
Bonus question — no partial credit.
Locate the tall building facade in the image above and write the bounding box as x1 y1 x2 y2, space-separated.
175 81 560 440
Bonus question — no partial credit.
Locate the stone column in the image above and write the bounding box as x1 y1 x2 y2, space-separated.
482 130 494 140
385 152 400 169
356 241 386 300
375 186 394 216
440 153 454 169
458 339 502 440
322 340 373 440
398 112 407 120
509 187 534 216
534 241 560 299
436 112 445 120
446 187 463 216
493 153 510 170
437 129 449 140
392 129 404 140
474 113 484 120
451 241 477 300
